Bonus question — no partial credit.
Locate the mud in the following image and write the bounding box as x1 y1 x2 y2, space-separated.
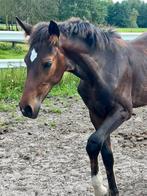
0 97 147 196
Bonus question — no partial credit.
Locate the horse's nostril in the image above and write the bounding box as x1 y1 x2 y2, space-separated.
23 105 33 118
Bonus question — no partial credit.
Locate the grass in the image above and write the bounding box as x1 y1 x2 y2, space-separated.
0 67 26 100
44 100 62 114
117 28 147 32
0 100 16 112
50 121 57 128
0 42 27 59
0 24 17 31
51 73 79 97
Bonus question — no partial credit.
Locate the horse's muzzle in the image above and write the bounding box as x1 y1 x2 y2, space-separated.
19 103 40 119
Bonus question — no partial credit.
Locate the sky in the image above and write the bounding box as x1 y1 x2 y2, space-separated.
113 0 147 2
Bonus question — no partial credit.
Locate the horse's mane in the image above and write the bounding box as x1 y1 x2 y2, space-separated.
59 18 121 50
30 18 121 50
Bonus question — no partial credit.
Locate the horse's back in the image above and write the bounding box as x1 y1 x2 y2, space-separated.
129 32 147 107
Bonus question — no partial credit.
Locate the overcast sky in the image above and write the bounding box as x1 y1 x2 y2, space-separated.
113 0 147 2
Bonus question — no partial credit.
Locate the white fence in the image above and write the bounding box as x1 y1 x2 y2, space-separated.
0 31 25 42
0 31 143 68
0 59 25 68
120 32 142 41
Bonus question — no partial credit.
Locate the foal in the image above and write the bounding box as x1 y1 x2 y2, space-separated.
16 17 147 196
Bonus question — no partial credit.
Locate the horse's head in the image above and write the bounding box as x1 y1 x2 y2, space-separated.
17 18 68 118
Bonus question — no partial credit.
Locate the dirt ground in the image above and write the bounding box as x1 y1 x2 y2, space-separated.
0 97 147 196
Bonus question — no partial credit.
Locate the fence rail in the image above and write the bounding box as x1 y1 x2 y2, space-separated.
0 31 143 68
0 31 25 42
0 59 25 68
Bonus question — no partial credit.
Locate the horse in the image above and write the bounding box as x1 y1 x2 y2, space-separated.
16 17 147 196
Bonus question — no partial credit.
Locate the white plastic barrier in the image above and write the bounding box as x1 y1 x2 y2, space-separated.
0 59 25 68
0 31 25 42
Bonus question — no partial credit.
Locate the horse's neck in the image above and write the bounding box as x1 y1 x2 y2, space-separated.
62 43 90 74
61 38 107 88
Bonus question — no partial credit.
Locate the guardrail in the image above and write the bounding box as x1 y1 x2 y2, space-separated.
0 31 143 68
120 32 142 41
0 31 25 42
0 59 25 68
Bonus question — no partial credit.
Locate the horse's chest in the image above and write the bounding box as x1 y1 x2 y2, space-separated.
78 82 111 117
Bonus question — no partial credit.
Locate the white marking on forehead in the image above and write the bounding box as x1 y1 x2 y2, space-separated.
30 48 38 62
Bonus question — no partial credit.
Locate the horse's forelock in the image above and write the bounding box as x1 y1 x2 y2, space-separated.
29 22 49 46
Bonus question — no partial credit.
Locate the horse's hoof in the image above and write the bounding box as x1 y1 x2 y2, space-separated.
94 185 108 196
108 189 119 196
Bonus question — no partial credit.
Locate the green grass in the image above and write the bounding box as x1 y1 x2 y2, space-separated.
0 42 27 59
51 73 79 97
0 24 17 31
50 121 57 128
117 28 147 32
0 67 26 100
0 100 16 112
0 24 8 31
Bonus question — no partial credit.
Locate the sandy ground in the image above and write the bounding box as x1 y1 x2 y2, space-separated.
0 97 147 196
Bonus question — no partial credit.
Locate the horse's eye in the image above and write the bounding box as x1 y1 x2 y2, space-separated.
43 61 52 69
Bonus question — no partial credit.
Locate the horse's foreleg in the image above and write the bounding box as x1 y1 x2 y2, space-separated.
90 158 108 196
87 105 130 196
86 134 108 196
101 137 119 196
88 112 108 196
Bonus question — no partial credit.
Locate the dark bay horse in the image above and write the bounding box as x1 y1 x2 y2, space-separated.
16 17 147 196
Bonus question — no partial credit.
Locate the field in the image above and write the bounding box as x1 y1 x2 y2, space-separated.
0 96 146 196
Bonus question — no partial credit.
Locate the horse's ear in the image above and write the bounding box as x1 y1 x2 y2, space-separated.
16 16 32 35
48 20 60 38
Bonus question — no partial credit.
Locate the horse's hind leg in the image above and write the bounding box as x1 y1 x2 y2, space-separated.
101 137 119 196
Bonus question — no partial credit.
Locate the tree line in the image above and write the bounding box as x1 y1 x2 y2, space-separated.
0 0 147 30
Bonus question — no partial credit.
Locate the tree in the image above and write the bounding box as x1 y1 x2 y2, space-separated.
137 2 147 27
130 8 138 28
1 0 147 29
58 0 78 20
124 0 141 10
90 0 108 24
107 2 131 27
58 0 108 24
